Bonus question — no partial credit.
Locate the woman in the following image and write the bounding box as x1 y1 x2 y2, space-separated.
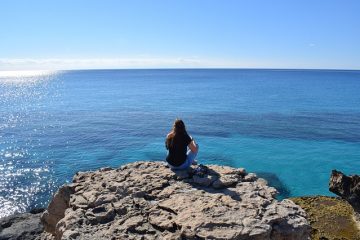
165 119 199 169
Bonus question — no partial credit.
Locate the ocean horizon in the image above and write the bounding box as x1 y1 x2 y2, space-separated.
1 68 360 218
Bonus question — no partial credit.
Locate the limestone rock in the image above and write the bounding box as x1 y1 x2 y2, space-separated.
41 185 75 234
329 169 360 211
40 161 310 239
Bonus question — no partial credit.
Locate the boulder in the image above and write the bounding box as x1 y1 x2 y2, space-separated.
39 161 310 239
329 170 360 211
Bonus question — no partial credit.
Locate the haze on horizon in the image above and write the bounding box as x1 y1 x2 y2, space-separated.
1 0 359 71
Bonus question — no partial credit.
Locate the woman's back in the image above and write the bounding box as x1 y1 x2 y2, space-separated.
166 132 192 167
165 119 199 169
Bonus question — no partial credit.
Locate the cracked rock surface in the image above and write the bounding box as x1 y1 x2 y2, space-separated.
39 161 310 239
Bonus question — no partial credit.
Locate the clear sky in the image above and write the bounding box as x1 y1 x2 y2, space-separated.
1 0 359 70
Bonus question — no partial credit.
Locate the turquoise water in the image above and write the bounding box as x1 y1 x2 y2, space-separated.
1 69 360 217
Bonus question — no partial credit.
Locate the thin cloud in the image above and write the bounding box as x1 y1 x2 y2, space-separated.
0 57 222 70
1 57 357 71
0 57 277 71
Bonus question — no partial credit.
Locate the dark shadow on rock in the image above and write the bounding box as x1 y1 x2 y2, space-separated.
170 167 242 201
256 172 291 200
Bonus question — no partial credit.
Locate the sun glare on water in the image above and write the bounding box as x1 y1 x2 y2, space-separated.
0 70 60 84
0 70 60 217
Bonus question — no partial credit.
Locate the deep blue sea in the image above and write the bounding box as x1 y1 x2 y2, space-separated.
1 69 360 217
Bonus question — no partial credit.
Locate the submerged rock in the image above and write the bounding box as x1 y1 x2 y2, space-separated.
329 170 360 212
39 161 310 239
291 196 360 240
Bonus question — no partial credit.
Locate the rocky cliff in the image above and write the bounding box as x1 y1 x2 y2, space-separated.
37 161 310 240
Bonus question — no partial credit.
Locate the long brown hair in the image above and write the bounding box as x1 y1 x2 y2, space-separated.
166 119 188 149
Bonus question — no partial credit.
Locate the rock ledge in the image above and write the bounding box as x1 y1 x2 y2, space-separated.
40 161 310 240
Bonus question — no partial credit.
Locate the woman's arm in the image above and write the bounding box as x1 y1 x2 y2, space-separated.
188 139 198 153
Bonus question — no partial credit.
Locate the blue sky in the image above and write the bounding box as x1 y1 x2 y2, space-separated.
0 0 359 70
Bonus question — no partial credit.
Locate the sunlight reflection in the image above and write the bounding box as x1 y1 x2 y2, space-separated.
0 70 60 84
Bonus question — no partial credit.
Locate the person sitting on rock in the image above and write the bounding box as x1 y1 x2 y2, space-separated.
165 119 199 169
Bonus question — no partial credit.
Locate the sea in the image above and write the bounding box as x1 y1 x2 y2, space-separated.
1 69 360 218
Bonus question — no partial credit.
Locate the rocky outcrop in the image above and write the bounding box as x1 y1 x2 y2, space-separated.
292 196 360 240
329 170 360 212
39 161 310 239
0 209 44 240
41 186 74 234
